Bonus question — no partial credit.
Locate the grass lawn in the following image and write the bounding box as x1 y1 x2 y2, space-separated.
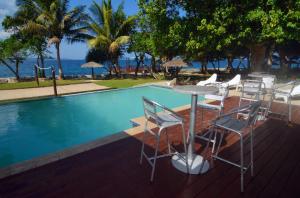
0 80 88 90
94 78 162 88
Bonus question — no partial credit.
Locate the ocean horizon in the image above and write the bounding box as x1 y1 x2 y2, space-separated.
0 58 249 78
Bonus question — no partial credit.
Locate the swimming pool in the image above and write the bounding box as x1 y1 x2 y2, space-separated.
0 85 197 168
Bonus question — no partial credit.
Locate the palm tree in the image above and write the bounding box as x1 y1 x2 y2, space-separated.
85 0 135 76
16 0 88 79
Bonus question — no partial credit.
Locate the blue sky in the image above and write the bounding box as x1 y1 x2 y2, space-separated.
0 0 139 60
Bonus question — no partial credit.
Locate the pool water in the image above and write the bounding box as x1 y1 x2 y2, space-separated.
0 86 197 168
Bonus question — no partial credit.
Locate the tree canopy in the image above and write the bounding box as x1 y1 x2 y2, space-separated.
84 0 136 76
133 0 300 73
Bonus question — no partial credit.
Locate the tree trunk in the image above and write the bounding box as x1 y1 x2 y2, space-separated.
200 60 208 74
211 61 217 72
249 44 267 72
55 43 64 79
116 57 121 77
227 56 234 73
217 59 221 72
112 57 120 77
91 68 95 79
247 55 251 71
151 55 157 73
40 53 46 78
134 53 141 77
279 49 289 77
15 60 20 81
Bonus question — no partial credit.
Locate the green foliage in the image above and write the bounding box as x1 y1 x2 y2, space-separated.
84 0 136 76
11 0 89 78
85 0 135 56
0 37 28 60
0 37 29 79
136 0 185 59
85 47 108 63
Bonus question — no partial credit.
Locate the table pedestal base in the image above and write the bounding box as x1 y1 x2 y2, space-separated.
171 153 209 174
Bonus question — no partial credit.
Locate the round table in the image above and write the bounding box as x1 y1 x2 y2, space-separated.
172 85 219 174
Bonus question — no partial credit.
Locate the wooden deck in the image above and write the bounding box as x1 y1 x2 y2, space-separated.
0 97 300 198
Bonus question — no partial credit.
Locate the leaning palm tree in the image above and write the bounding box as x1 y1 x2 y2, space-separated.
17 0 88 79
85 0 135 76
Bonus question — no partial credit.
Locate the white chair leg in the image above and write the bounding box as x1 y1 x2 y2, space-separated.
140 131 147 164
199 127 214 174
240 135 244 192
214 129 224 157
250 127 254 176
288 97 292 122
211 130 217 154
165 128 171 154
150 134 161 182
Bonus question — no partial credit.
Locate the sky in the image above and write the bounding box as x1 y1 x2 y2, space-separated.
0 0 139 60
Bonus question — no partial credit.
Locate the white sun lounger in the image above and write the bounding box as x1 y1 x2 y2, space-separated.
166 78 177 87
221 74 241 91
275 82 300 103
196 73 217 86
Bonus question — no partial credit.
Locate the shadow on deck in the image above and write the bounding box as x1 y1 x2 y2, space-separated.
0 97 300 197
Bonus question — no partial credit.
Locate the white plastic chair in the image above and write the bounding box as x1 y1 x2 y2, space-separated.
197 73 217 86
140 97 189 181
221 74 241 91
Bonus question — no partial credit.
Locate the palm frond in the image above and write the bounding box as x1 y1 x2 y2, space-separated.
88 35 110 48
109 35 130 53
116 15 136 38
90 1 104 26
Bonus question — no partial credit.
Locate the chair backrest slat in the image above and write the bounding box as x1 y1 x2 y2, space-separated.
262 76 276 89
241 80 263 101
246 101 261 126
143 97 158 122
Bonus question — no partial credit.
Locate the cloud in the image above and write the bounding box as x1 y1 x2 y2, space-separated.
0 30 11 39
0 1 17 16
0 0 17 39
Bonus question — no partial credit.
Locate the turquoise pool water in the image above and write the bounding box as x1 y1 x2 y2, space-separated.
0 86 197 168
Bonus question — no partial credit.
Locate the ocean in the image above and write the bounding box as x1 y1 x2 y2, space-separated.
0 58 249 78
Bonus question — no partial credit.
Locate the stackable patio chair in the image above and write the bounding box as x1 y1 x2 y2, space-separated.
238 79 266 121
260 76 277 118
140 97 189 181
196 86 229 153
239 79 263 105
273 81 298 122
211 101 261 192
196 73 217 86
